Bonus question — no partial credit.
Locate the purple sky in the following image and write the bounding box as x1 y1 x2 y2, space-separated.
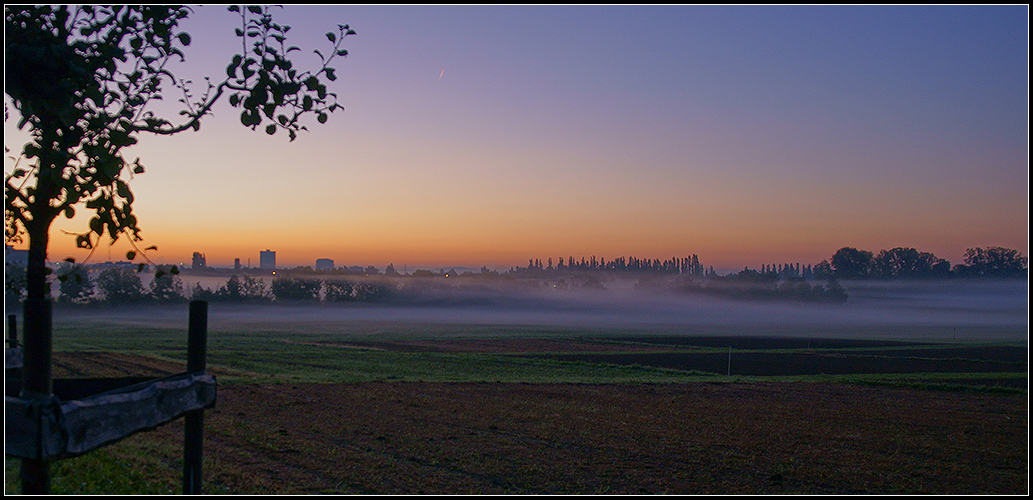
5 5 1028 270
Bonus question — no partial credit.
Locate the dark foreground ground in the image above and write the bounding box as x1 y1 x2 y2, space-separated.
188 380 1027 495
11 336 1030 494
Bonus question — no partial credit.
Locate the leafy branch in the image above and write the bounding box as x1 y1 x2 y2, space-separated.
5 4 354 265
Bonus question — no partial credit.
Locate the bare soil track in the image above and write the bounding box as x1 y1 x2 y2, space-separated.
104 379 1028 495
40 337 1031 495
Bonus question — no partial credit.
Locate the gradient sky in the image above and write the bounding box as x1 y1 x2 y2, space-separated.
4 5 1029 271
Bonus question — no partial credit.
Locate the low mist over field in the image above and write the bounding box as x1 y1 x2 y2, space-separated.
51 277 1028 343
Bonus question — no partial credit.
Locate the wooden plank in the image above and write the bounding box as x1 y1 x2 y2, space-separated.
4 372 216 460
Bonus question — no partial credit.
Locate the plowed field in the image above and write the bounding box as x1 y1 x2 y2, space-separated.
30 336 1029 495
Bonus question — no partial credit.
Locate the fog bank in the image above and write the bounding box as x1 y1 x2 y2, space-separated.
46 278 1028 343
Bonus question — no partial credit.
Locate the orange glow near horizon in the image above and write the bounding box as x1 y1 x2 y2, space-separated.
4 7 1028 274
35 196 1028 273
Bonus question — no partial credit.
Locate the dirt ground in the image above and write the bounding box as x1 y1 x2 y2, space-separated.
37 342 1028 495
97 379 1022 495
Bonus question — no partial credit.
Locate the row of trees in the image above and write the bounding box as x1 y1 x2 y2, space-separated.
677 274 849 304
514 246 1026 281
5 270 401 305
188 275 453 304
513 255 710 277
11 265 192 305
821 246 1027 280
5 246 1025 307
7 268 632 307
171 245 1025 284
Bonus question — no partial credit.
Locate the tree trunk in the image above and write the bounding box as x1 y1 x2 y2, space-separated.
24 217 51 304
20 161 57 495
24 127 62 304
20 154 57 386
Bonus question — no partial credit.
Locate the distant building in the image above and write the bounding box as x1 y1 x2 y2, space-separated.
315 258 334 271
192 252 207 270
234 258 241 272
260 250 276 271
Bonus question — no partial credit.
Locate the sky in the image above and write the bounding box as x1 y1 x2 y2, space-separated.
4 5 1029 271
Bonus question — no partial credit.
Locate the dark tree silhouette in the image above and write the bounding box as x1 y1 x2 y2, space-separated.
352 280 394 302
56 262 94 303
955 246 1028 278
189 282 218 302
5 7 354 489
830 247 873 280
95 266 145 304
149 272 185 302
323 279 357 302
271 275 321 302
5 4 354 312
812 260 833 280
212 274 269 302
871 247 950 279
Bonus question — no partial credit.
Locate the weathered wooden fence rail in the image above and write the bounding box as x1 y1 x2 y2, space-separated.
4 300 216 494
5 372 216 460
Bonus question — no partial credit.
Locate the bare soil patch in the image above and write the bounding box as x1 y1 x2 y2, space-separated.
52 351 186 378
50 351 253 380
124 380 1027 495
40 344 1029 495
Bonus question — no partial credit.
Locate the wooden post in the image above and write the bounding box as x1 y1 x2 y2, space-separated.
7 314 17 348
183 301 208 495
20 298 52 494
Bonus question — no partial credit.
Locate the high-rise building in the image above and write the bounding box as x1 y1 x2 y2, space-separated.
315 258 334 271
192 252 206 270
259 250 276 271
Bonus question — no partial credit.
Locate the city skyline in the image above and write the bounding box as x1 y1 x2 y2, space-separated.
19 243 1023 278
4 5 1028 271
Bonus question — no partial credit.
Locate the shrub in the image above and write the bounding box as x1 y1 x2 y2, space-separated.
189 283 218 302
323 280 356 302
96 267 146 304
215 274 270 302
149 273 185 303
352 280 394 302
57 263 95 304
271 276 322 302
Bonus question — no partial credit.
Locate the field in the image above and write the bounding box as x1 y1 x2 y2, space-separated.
4 282 1030 494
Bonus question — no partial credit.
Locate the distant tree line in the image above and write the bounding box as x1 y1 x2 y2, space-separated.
178 275 397 304
189 274 270 303
513 246 1026 282
818 246 1027 280
510 254 710 278
43 265 188 306
237 245 1025 283
4 245 1024 308
673 270 849 304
